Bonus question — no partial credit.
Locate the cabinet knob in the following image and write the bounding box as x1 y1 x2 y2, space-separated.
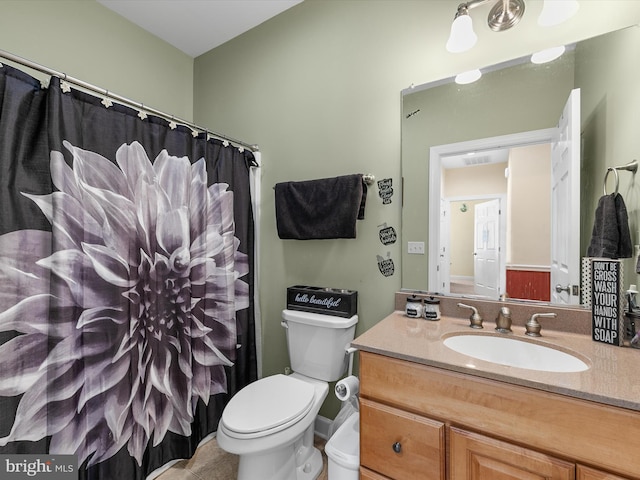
392 442 402 453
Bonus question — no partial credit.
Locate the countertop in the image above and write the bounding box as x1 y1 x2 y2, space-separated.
352 311 640 412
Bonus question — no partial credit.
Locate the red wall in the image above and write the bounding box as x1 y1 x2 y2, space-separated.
506 269 550 301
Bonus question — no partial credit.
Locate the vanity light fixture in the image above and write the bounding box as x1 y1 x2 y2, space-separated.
455 69 482 84
531 45 566 64
446 0 579 53
446 0 525 53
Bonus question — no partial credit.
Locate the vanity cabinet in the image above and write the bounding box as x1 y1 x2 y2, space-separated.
358 351 639 480
576 466 632 480
449 427 573 479
360 398 445 479
359 467 390 479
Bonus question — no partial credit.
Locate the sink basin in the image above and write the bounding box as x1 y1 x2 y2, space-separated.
443 334 589 372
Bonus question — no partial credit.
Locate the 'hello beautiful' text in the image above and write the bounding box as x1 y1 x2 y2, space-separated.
294 293 342 309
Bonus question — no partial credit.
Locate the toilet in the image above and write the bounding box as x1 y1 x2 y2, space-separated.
217 309 358 480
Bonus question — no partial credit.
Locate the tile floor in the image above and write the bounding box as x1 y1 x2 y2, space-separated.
155 435 328 480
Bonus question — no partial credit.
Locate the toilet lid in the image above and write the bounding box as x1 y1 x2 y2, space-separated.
222 374 315 436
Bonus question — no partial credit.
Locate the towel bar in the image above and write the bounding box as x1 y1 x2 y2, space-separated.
272 173 376 190
603 160 638 195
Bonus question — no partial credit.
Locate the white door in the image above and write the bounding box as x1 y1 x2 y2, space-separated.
474 199 501 298
551 89 581 305
439 198 451 294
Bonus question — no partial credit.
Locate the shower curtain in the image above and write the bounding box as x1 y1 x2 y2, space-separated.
0 63 257 479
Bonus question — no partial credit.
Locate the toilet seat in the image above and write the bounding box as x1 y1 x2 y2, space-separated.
221 374 316 439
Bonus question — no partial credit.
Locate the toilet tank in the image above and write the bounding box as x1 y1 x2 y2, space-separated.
282 309 358 382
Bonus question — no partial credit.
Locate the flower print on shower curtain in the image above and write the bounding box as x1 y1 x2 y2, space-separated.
0 141 249 466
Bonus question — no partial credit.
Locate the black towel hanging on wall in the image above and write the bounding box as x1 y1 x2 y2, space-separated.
588 161 637 260
587 193 632 259
274 174 367 240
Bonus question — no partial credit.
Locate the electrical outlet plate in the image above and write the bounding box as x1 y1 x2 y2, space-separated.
408 241 425 254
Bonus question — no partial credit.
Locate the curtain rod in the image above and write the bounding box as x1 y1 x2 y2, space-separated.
0 48 259 153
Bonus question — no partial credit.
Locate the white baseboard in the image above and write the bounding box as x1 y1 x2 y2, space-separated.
451 275 473 283
314 415 332 440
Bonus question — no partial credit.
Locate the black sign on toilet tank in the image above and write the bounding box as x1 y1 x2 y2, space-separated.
286 285 357 318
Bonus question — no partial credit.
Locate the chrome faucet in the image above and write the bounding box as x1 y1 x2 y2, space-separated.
495 306 512 333
525 312 557 337
457 303 483 329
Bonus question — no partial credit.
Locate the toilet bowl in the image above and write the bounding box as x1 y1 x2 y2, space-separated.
216 308 358 480
217 373 328 480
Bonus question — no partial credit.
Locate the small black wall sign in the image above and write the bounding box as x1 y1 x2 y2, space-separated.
378 223 397 245
376 253 395 277
377 178 393 205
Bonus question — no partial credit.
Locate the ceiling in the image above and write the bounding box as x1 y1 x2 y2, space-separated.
97 0 304 58
442 148 510 170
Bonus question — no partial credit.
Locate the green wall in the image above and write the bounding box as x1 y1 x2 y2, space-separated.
192 0 640 416
0 0 193 119
577 26 640 289
193 0 406 418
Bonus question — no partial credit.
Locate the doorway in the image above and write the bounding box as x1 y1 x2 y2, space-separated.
429 130 556 300
445 196 506 298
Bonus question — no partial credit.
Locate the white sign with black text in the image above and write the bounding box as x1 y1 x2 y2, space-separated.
591 259 622 346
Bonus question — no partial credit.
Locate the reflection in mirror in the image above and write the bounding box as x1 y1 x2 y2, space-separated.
440 143 551 301
401 25 640 307
428 117 580 305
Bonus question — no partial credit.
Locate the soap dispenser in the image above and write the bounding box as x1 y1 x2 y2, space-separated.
405 296 424 318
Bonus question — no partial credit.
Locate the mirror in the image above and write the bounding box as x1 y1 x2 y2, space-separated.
401 25 640 305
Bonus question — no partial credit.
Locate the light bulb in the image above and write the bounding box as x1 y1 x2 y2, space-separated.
455 69 482 85
531 45 566 64
446 14 478 53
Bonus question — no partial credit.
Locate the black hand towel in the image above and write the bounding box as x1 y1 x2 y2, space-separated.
587 193 633 259
275 174 367 240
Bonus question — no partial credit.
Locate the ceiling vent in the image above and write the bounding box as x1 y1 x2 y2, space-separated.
464 155 491 166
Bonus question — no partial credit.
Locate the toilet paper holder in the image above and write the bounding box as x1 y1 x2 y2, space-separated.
345 346 357 376
335 382 349 399
335 375 359 401
335 346 359 400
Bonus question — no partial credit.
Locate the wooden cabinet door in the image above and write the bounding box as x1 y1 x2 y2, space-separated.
360 466 390 479
360 398 445 480
577 465 632 480
450 427 575 480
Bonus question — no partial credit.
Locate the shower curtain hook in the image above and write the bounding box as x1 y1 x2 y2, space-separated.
59 72 71 93
137 104 147 120
101 90 113 108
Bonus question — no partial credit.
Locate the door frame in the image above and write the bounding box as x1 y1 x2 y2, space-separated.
429 128 556 295
443 195 507 297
